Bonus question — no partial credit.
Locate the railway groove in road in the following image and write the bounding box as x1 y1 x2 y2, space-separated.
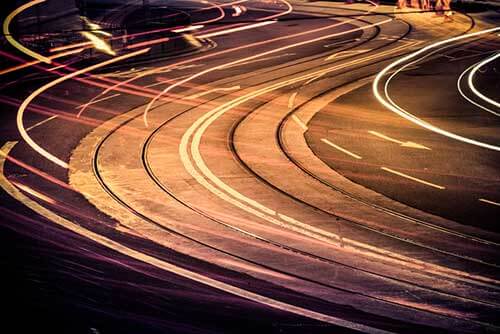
5 1 499 332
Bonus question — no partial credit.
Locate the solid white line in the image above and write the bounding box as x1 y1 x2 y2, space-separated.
26 115 58 132
479 198 500 207
292 115 308 131
288 92 298 109
381 167 445 190
321 138 362 160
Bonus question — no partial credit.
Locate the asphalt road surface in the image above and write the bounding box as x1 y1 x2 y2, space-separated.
1 1 499 333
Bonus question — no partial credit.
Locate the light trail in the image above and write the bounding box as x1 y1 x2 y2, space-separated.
0 142 394 334
3 0 51 63
381 167 446 190
50 41 93 53
196 20 277 39
80 31 116 56
185 85 240 100
321 138 363 159
256 0 293 21
12 181 57 204
0 47 84 76
457 61 500 117
26 115 58 131
467 52 500 109
144 17 392 126
172 25 204 33
125 37 170 49
373 27 500 152
80 4 297 117
479 198 500 207
17 48 150 169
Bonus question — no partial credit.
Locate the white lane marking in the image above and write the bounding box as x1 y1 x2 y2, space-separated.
197 21 276 39
185 85 240 100
0 142 393 334
368 131 430 150
321 138 362 160
288 92 298 109
381 167 445 190
479 198 500 207
26 115 58 132
292 115 308 131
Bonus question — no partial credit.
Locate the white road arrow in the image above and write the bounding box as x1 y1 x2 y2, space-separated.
368 130 431 150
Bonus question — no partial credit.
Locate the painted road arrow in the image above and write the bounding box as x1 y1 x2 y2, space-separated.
368 130 431 150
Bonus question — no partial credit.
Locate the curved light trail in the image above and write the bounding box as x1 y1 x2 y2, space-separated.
17 48 150 169
143 15 388 126
457 61 500 117
467 51 500 110
4 2 500 331
3 0 52 64
373 26 500 152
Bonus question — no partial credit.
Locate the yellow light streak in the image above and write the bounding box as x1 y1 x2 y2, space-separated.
0 47 84 76
17 48 150 168
81 31 116 56
50 41 93 53
13 181 56 204
81 16 111 36
3 0 51 63
197 21 276 39
321 138 362 159
144 18 394 126
26 115 57 131
185 85 240 100
381 167 445 190
172 25 204 33
373 27 500 152
479 198 500 207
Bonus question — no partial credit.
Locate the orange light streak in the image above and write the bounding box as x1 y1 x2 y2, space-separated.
125 37 170 49
0 47 84 76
